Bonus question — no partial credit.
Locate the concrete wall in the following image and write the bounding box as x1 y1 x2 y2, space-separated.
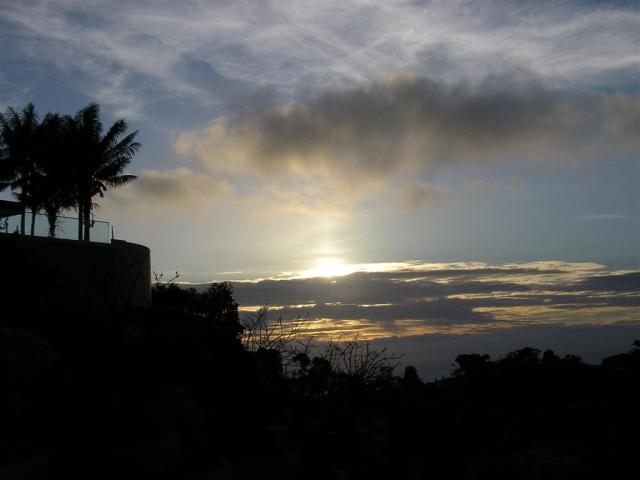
0 233 151 312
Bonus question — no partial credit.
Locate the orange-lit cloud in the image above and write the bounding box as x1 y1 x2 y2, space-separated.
193 261 640 342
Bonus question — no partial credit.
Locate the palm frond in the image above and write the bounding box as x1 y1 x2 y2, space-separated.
107 136 141 162
105 174 137 187
77 103 102 139
100 119 128 150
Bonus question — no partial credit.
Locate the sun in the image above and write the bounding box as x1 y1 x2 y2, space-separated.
308 258 354 278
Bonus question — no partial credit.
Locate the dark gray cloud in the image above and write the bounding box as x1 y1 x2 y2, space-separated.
567 271 640 293
231 274 529 307
280 300 494 325
230 268 631 305
103 168 232 214
178 74 640 188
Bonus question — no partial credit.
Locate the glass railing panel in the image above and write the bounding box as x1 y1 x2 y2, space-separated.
0 214 22 235
0 212 110 243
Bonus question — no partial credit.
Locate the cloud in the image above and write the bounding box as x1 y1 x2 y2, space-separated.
399 183 446 209
235 183 355 219
178 261 640 341
176 76 640 172
578 213 631 220
102 168 231 214
3 1 638 216
176 74 639 198
1 1 638 117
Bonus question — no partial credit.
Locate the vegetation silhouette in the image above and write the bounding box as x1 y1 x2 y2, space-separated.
0 103 139 240
1 271 638 479
1 102 637 478
0 104 42 234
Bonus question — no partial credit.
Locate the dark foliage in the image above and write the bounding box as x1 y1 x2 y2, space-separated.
1 281 638 479
152 278 244 341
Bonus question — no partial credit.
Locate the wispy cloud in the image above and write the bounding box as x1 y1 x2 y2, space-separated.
578 213 631 220
1 0 638 116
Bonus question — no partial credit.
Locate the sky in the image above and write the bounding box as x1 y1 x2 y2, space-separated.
1 0 639 375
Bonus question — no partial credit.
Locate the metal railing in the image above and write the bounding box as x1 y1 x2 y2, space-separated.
0 211 110 243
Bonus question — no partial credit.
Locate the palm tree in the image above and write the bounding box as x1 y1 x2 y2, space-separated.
67 104 139 241
1 103 139 241
37 113 76 237
0 104 43 235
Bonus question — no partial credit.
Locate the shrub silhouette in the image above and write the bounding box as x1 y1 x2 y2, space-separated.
1 277 638 479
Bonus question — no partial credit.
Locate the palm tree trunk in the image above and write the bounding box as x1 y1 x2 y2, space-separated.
30 209 36 236
47 209 57 238
77 203 83 241
83 200 91 242
20 209 25 235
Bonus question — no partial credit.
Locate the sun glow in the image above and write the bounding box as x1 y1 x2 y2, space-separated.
306 258 354 278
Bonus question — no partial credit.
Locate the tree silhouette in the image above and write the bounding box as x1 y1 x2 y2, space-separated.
0 104 43 235
64 103 139 241
1 103 139 240
36 113 77 237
